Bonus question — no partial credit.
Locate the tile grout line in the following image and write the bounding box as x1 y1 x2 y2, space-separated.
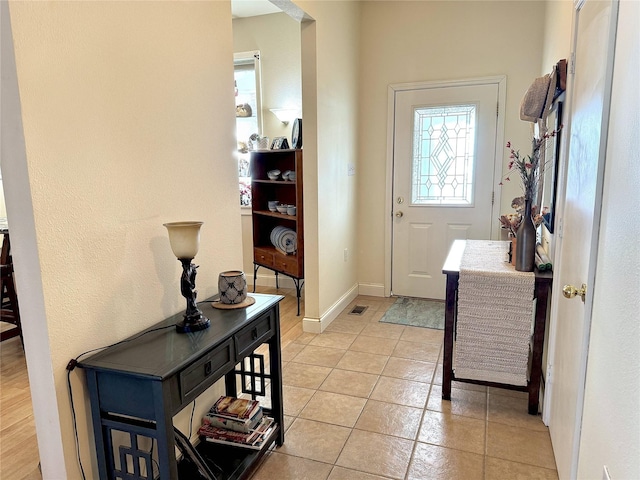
483 383 490 479
402 341 442 480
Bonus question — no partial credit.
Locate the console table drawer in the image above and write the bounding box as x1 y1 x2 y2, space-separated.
235 310 275 359
179 338 234 403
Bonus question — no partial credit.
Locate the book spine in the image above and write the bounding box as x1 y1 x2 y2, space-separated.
198 424 260 444
204 414 254 433
201 418 275 451
211 396 261 420
203 435 262 450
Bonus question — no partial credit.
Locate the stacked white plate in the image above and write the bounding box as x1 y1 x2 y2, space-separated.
270 226 297 254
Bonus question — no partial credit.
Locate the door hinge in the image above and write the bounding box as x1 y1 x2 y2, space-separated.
496 102 499 117
491 191 495 205
569 52 576 74
558 217 564 238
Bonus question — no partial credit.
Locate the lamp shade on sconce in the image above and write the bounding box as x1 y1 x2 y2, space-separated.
269 108 299 125
163 221 203 259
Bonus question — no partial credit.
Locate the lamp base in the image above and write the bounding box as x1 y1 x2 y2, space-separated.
175 314 210 333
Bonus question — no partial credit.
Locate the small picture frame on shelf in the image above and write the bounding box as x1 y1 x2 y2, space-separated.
271 136 289 150
291 118 302 149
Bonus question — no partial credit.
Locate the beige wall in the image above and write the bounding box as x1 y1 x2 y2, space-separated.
541 0 574 74
295 0 361 327
233 12 302 281
0 178 5 218
539 0 573 254
6 1 240 477
356 1 546 292
537 0 574 395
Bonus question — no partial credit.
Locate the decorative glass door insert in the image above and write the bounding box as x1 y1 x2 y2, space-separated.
412 104 476 206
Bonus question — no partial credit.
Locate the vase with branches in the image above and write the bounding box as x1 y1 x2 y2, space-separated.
499 128 561 271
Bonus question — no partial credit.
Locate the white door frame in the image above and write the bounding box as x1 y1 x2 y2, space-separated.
384 76 507 297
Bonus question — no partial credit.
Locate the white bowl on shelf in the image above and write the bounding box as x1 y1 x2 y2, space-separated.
276 204 288 214
267 169 281 180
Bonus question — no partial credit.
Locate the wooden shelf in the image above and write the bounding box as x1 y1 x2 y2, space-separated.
178 424 282 479
252 179 296 185
254 210 297 221
250 149 304 314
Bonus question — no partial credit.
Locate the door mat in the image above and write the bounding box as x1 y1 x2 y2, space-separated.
379 296 445 330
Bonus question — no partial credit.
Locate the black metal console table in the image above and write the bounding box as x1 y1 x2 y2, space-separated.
80 293 284 480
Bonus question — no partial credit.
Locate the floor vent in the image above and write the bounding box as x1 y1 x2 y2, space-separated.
349 305 368 315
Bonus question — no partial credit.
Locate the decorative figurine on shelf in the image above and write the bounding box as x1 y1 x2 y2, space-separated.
180 260 199 321
164 221 210 333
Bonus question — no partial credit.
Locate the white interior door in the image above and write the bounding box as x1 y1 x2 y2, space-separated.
545 1 618 478
391 81 500 299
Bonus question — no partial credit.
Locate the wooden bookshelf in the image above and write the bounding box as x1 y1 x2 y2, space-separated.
250 149 304 314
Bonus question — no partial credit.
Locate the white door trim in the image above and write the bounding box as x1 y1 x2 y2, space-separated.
384 76 507 297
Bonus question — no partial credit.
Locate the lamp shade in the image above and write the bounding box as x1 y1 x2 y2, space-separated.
163 221 203 259
269 108 299 125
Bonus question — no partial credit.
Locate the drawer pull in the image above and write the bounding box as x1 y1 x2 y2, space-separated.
252 328 258 340
204 361 212 376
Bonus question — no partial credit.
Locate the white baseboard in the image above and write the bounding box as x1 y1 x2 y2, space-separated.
302 283 359 334
357 283 386 297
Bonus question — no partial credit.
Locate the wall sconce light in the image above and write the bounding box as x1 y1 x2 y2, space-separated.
163 221 210 333
269 108 299 126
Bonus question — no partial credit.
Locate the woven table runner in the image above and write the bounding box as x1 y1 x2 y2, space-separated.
453 240 535 386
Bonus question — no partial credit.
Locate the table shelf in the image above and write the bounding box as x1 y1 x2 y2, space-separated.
177 425 281 480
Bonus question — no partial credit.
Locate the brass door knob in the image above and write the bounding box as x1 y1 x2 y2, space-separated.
562 283 587 303
395 211 404 218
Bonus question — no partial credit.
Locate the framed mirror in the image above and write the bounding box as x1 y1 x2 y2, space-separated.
540 93 564 233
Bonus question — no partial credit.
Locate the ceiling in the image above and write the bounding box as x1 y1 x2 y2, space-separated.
231 0 281 18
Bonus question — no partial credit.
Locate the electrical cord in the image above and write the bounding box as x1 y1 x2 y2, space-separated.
66 369 86 480
65 324 175 479
189 399 197 439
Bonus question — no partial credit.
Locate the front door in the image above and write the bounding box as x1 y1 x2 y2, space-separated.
391 80 501 299
545 1 618 478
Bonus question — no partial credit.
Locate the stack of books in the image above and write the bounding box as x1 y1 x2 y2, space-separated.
198 396 274 450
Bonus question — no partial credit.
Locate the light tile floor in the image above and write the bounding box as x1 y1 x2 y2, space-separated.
250 295 559 480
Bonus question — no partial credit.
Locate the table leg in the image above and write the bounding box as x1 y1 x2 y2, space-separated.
528 281 550 415
253 264 259 293
84 371 110 479
269 304 285 445
442 273 457 401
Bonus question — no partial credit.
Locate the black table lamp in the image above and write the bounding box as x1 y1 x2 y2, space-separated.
163 221 210 333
